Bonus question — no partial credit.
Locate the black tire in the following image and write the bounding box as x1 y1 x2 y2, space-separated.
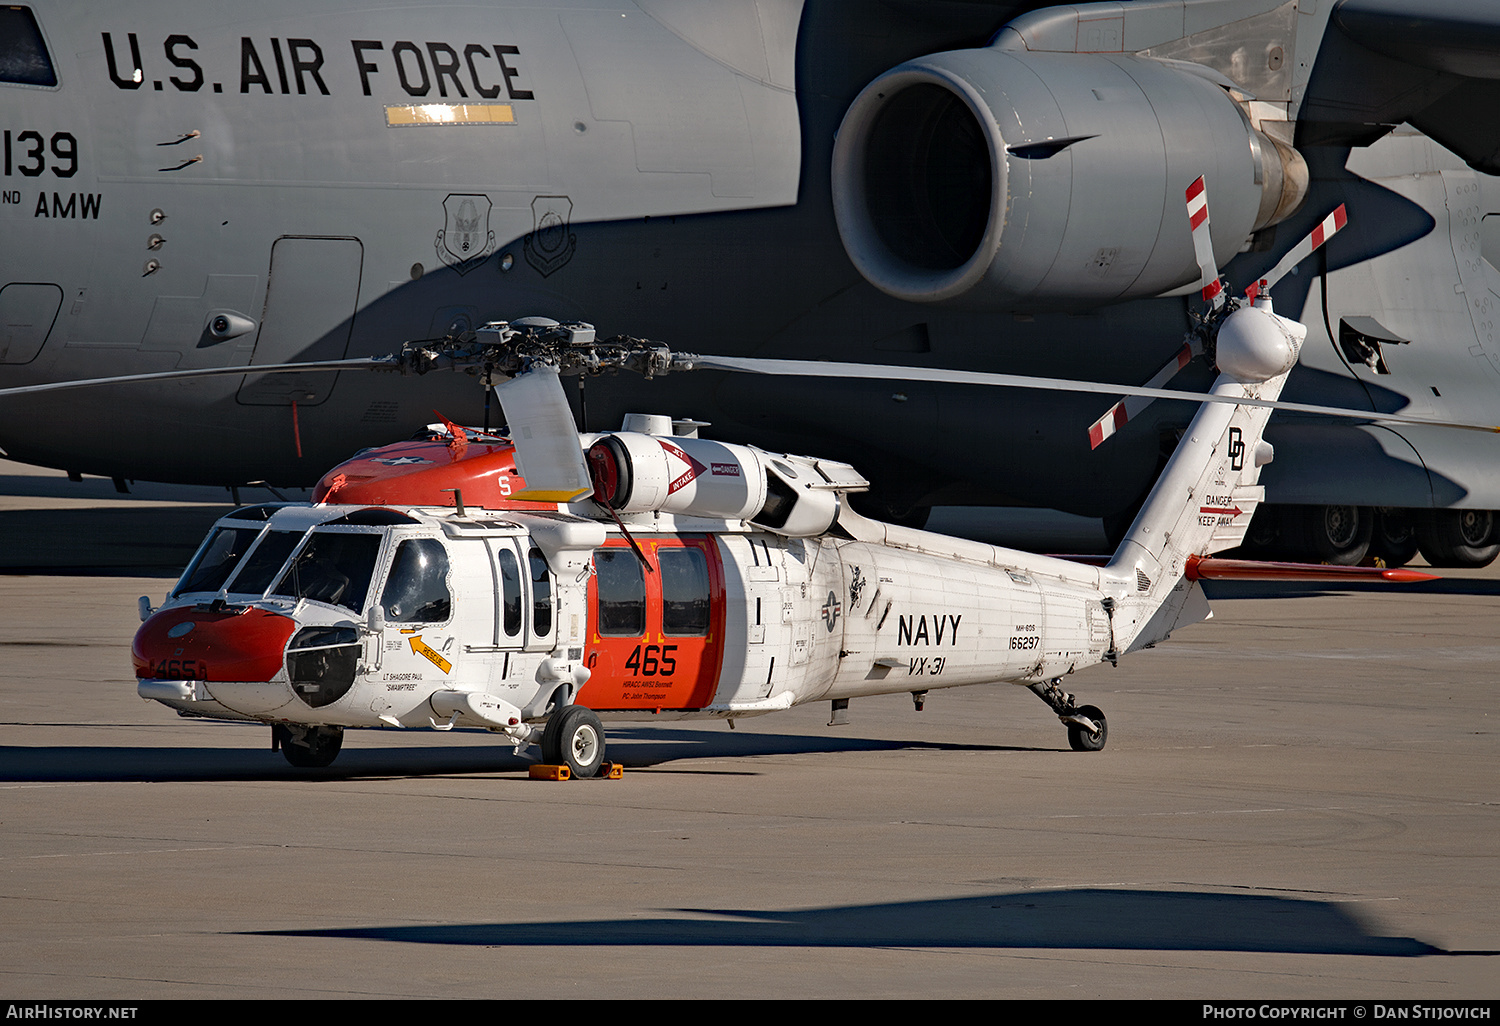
1067 705 1107 752
541 705 606 778
1369 508 1420 567
1284 504 1371 565
1236 504 1282 557
275 724 344 768
1416 509 1500 568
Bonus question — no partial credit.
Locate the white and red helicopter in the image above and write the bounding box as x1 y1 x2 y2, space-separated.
10 185 1460 776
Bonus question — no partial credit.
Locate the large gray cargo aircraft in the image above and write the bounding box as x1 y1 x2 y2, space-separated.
4 0 1500 566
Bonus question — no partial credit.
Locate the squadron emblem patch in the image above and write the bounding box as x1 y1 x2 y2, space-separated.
524 195 577 276
435 193 496 275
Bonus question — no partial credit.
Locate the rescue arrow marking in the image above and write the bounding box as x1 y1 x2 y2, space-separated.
407 635 452 674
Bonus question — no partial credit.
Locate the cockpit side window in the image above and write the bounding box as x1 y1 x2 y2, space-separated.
0 8 57 86
273 531 381 613
175 527 262 595
381 538 452 623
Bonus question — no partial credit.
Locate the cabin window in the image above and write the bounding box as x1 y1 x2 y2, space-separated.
0 8 57 86
660 547 710 636
529 547 553 636
175 527 262 595
594 548 645 636
225 530 303 595
381 538 452 623
497 548 522 637
273 531 381 613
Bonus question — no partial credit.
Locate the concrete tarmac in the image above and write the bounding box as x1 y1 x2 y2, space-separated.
0 460 1496 999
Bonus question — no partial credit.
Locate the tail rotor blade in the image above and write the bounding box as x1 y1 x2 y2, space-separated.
1087 341 1199 449
1186 176 1225 311
1246 203 1348 298
492 366 594 502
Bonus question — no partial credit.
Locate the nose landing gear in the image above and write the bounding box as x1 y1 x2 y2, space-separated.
272 723 345 768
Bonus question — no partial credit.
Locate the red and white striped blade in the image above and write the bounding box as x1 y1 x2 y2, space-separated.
1087 341 1199 449
1186 176 1225 311
1245 203 1348 298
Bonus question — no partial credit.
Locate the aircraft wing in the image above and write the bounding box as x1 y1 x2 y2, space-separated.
1304 0 1500 173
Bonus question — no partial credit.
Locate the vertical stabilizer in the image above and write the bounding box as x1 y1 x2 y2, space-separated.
1105 296 1306 652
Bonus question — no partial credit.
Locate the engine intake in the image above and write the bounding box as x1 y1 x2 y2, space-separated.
586 432 861 537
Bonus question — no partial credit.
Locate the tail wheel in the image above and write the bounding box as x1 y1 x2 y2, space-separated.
1415 509 1500 568
1067 705 1108 752
541 705 606 778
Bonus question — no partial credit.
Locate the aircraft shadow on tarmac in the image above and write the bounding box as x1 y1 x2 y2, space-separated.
252 889 1450 957
1202 578 1500 599
0 726 1042 783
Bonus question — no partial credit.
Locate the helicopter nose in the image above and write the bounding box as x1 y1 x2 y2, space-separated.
133 607 298 684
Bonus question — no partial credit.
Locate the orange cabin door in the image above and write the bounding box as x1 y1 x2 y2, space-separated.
579 535 724 710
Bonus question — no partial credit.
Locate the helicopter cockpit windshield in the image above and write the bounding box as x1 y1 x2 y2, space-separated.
174 526 260 596
271 531 382 613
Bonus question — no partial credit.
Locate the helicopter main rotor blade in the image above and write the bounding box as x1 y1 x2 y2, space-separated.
492 365 594 502
688 355 1500 437
0 358 389 399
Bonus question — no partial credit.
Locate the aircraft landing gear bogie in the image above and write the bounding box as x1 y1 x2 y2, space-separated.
1028 678 1108 752
273 723 344 769
541 704 606 778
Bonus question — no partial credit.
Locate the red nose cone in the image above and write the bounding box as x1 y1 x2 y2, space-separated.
133 607 298 683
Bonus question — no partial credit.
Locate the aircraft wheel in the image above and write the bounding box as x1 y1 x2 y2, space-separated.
1236 504 1281 557
542 705 606 778
1288 504 1371 565
275 724 344 768
1067 705 1107 752
1415 509 1500 568
1369 508 1419 567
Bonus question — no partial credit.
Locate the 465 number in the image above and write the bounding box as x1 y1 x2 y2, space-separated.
624 643 677 677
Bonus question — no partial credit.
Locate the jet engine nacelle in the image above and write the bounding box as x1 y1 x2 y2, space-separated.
586 433 859 537
831 48 1308 310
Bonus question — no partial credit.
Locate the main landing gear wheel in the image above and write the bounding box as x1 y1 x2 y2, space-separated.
1370 508 1420 567
541 705 606 778
273 724 344 768
1066 705 1108 752
1415 509 1500 568
1028 678 1108 753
